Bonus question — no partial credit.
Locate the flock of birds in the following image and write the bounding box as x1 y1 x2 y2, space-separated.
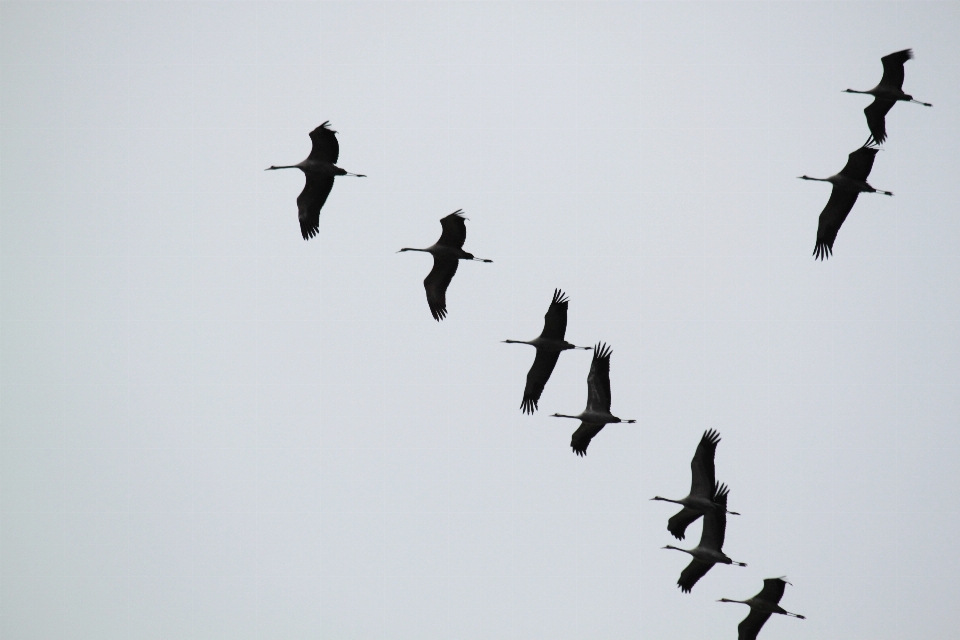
266 49 931 639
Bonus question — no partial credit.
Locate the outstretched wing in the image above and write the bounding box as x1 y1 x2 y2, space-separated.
755 577 788 605
437 210 468 249
571 422 604 457
297 175 335 240
864 98 896 144
677 558 713 593
699 484 729 551
667 507 701 541
424 255 459 321
539 289 569 340
878 48 912 92
690 429 720 499
813 186 860 261
839 146 878 182
737 609 773 640
521 349 561 414
585 342 612 413
308 122 340 163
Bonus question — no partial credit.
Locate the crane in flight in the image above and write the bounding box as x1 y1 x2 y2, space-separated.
718 577 805 640
266 122 365 240
551 343 635 456
503 289 591 414
844 49 931 145
398 211 492 321
651 429 739 540
799 144 892 260
663 484 745 592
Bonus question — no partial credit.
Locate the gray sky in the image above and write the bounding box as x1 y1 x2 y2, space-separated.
2 1 959 638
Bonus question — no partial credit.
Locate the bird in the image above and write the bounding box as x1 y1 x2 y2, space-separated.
266 122 366 240
719 577 805 640
799 144 892 261
651 429 739 540
397 210 492 321
663 484 745 592
551 342 635 456
503 289 592 414
844 49 931 145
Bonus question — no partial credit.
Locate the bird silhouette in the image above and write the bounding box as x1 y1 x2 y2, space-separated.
398 211 492 321
503 289 591 414
651 430 739 540
551 343 635 456
844 49 931 145
719 577 805 640
663 484 745 592
800 144 892 260
266 122 365 240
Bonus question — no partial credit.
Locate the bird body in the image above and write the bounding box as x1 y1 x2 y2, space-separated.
551 342 635 456
266 122 365 240
398 211 492 321
719 578 805 640
504 289 591 414
800 144 891 260
844 49 931 144
663 484 745 592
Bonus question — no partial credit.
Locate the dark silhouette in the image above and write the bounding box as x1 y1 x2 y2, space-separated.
719 577 805 640
651 429 739 540
800 144 892 260
663 484 745 592
503 289 592 414
551 343 635 456
844 49 931 145
266 122 365 240
398 210 492 321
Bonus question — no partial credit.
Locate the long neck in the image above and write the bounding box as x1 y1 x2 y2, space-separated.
844 88 871 95
651 496 683 505
718 598 747 605
266 164 300 171
503 340 533 345
663 545 691 555
551 414 580 420
799 175 829 182
398 248 431 253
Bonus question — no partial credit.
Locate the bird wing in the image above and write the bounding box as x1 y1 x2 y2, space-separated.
755 577 787 605
437 210 468 249
737 609 773 640
307 122 340 163
423 255 459 321
585 342 612 413
864 98 896 144
521 349 561 414
813 186 860 261
571 422 604 457
539 289 569 340
839 145 878 182
878 48 912 92
667 507 702 541
700 484 729 551
297 175 335 240
677 558 714 593
690 429 721 499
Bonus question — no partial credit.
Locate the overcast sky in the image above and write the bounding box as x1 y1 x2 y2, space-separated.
2 1 960 639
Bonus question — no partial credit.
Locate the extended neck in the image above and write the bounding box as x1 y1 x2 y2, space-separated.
551 413 580 420
662 545 691 555
502 339 533 345
397 247 431 254
717 598 747 605
265 164 300 171
798 175 828 182
844 88 871 95
651 496 683 505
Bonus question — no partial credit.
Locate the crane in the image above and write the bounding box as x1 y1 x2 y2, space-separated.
663 484 745 592
503 289 592 414
651 429 739 540
397 211 492 321
266 122 365 240
799 144 892 260
551 342 635 456
719 577 805 640
844 49 931 145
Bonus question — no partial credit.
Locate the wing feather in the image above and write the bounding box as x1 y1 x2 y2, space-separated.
737 609 772 640
540 289 569 340
813 186 860 261
755 577 787 605
864 98 896 144
437 211 468 249
586 342 612 413
667 507 701 541
839 146 878 182
700 484 729 551
308 122 340 163
677 558 713 593
297 176 334 240
521 350 561 414
878 48 912 92
690 429 720 499
424 255 458 321
571 422 604 457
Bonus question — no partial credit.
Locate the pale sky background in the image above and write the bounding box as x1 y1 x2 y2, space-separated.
2 1 960 639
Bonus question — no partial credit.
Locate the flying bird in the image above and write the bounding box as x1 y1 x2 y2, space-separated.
397 211 492 321
503 289 592 414
266 122 366 240
663 484 745 592
799 144 892 261
719 577 805 640
844 49 931 145
551 343 635 456
651 429 739 540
